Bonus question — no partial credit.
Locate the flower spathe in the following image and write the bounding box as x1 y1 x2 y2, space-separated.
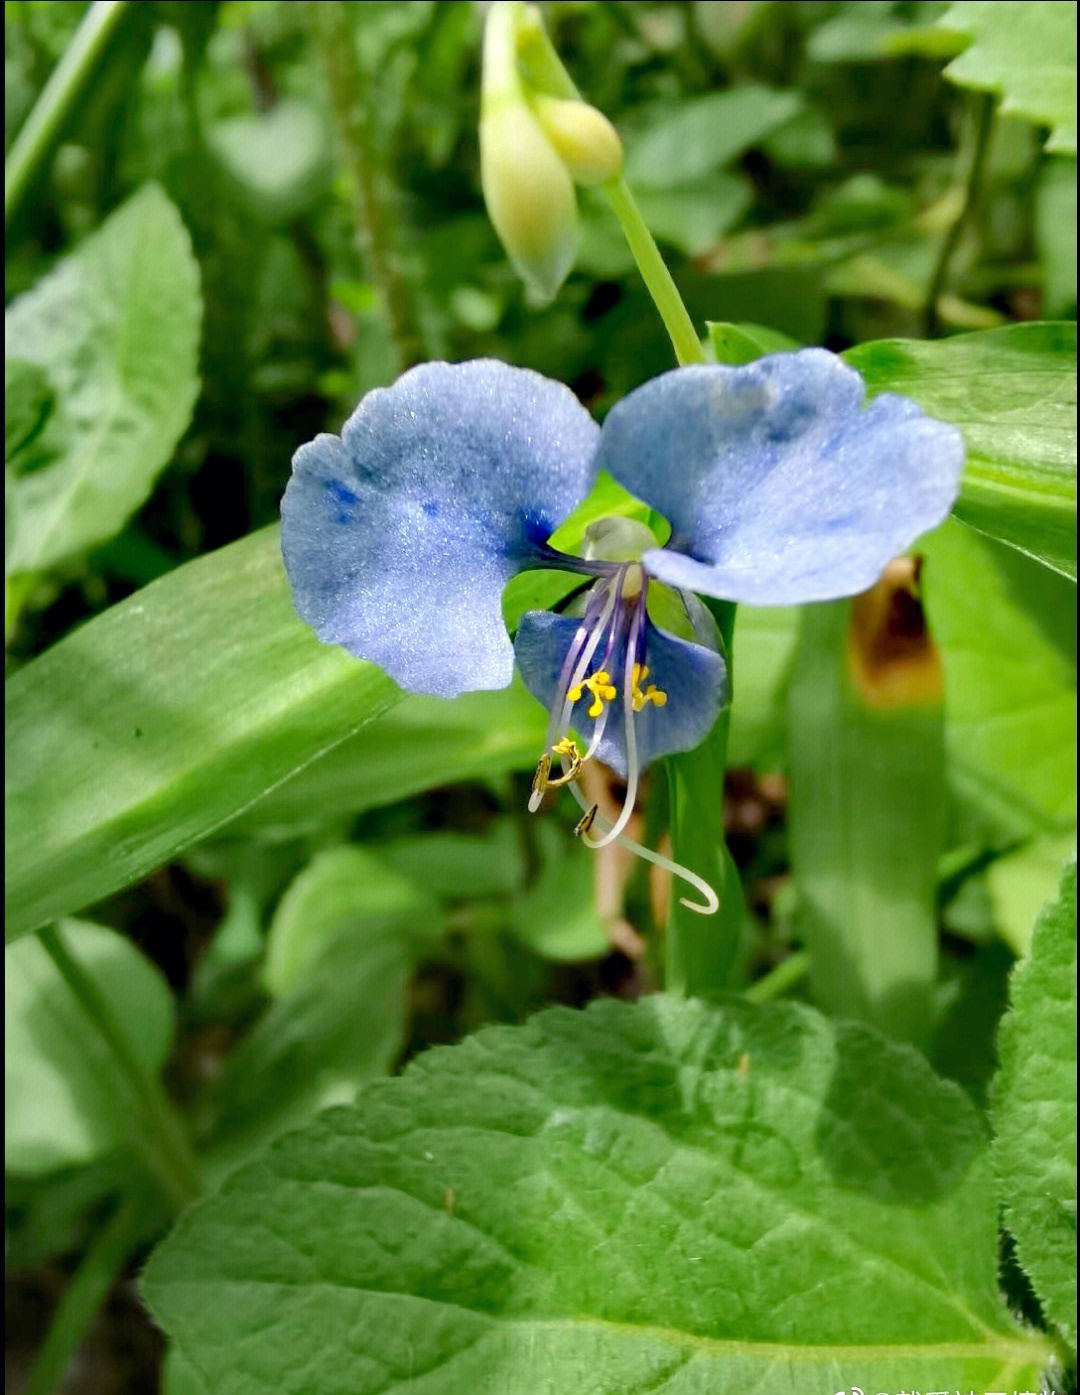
282 351 964 903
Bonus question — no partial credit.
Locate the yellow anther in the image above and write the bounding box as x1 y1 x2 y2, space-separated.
574 803 599 837
546 736 583 787
631 663 667 712
569 668 616 718
529 752 553 811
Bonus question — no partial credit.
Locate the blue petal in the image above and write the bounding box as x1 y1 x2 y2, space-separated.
281 360 599 696
593 350 965 605
514 608 728 778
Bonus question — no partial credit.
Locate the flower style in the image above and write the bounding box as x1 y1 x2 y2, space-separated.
281 352 963 907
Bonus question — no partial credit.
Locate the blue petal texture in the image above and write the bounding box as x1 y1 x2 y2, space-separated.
281 360 599 696
593 349 965 606
514 608 728 778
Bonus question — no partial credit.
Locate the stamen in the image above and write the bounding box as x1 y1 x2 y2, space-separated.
631 663 667 712
581 600 644 851
562 779 718 915
574 803 599 836
546 736 583 788
528 753 552 813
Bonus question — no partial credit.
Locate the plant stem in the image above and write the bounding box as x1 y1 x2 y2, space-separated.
925 92 995 336
307 0 423 371
5 0 132 228
514 4 705 366
23 1198 143 1395
665 601 741 996
37 924 200 1212
744 950 811 1004
602 176 706 366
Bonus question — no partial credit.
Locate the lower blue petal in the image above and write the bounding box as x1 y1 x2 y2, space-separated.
594 350 965 606
281 360 599 696
514 608 728 778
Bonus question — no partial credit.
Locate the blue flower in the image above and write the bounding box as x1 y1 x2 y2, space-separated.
282 352 963 900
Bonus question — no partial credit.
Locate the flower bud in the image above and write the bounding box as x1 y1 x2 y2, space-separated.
480 1 621 304
480 96 578 305
532 95 623 186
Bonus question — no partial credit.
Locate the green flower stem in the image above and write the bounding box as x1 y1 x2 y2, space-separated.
513 4 705 367
36 924 200 1212
665 600 742 997
307 1 423 370
744 950 811 1004
5 0 132 228
23 1198 142 1395
518 1 727 984
601 176 706 367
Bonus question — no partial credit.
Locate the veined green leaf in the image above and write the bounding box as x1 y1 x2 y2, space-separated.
5 527 400 942
846 323 1077 580
992 859 1077 1346
5 184 201 578
143 995 1053 1393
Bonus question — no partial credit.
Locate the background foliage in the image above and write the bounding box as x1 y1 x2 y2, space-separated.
5 2 1075 1392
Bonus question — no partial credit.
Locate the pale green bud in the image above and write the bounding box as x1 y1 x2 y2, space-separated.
480 93 578 305
480 1 622 304
531 95 622 186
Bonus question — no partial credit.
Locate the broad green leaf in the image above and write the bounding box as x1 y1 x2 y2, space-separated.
920 519 1076 838
223 681 548 838
5 184 201 578
934 1 1077 154
624 85 804 187
788 596 944 1048
143 995 1053 1393
992 859 1077 1345
263 845 441 997
6 920 174 1174
5 527 400 942
846 323 1077 580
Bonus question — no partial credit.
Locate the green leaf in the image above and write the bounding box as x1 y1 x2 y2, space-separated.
204 98 331 224
986 832 1078 957
624 85 804 187
223 681 548 838
6 920 174 1174
788 598 945 1049
726 604 798 771
4 358 67 480
5 184 202 578
920 519 1076 839
508 824 610 961
5 527 400 942
263 845 441 997
379 821 527 901
992 859 1077 1346
143 995 1052 1393
706 321 801 365
845 323 1077 580
934 1 1077 154
201 916 413 1185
